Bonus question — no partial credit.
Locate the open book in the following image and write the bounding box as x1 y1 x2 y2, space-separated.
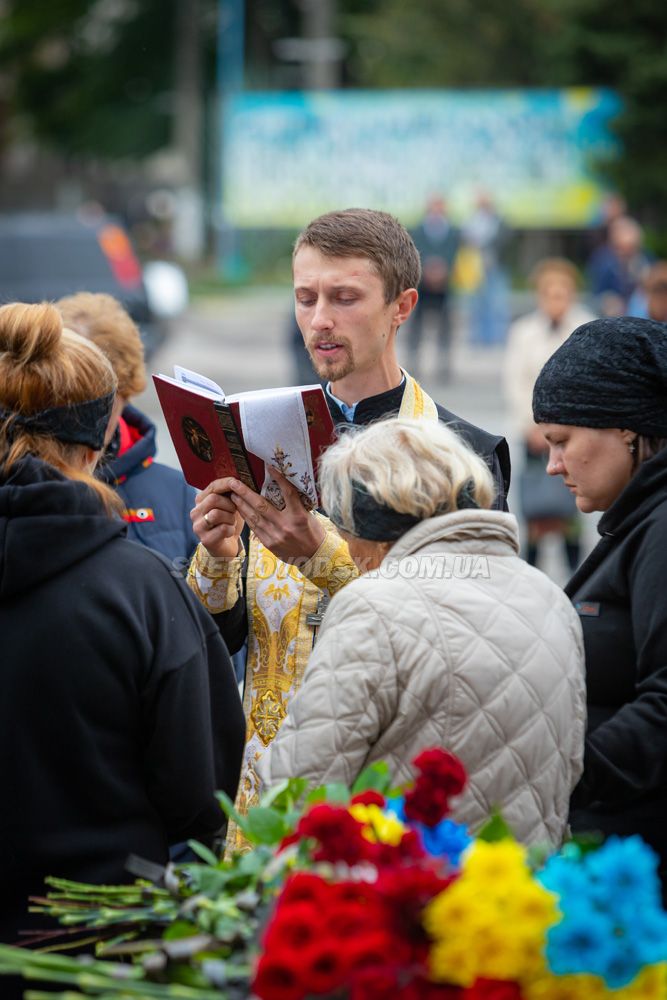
152 366 335 507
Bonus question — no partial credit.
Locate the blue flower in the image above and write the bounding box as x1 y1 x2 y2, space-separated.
538 855 589 898
386 796 470 865
546 908 617 977
419 818 471 866
599 939 644 990
632 909 667 965
585 835 661 907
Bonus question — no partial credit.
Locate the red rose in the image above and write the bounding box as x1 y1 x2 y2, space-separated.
374 865 452 963
297 804 369 865
464 979 524 1000
325 901 370 939
350 966 400 1000
404 784 451 827
263 901 322 950
301 939 347 995
401 978 464 999
350 789 386 807
368 828 427 868
412 749 467 795
279 872 329 907
345 930 395 972
404 750 467 827
252 954 305 1000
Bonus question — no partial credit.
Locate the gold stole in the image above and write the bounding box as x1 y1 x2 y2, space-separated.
226 371 438 852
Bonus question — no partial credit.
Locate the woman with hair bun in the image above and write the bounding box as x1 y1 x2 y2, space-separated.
0 303 244 942
260 418 586 846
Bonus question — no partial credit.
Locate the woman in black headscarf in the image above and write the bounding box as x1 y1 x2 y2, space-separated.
533 316 667 876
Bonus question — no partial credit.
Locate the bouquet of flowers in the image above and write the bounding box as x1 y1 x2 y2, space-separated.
1 748 666 1000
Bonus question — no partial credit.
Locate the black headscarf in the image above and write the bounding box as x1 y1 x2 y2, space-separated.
532 317 667 436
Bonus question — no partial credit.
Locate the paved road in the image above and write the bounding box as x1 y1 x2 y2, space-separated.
136 289 597 584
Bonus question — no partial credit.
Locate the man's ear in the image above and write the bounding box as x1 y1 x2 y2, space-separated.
394 288 418 327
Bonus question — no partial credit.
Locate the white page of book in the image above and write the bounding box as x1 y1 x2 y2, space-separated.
153 370 224 401
173 365 226 399
225 384 321 404
237 388 318 507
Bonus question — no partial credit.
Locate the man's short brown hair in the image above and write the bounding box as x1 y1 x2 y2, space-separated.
57 292 146 398
293 208 422 303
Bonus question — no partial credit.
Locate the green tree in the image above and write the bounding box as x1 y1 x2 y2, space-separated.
0 0 185 158
542 0 667 228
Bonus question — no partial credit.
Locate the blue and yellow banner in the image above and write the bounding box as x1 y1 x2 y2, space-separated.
221 88 621 229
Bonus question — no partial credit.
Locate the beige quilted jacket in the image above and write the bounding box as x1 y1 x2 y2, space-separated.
259 510 586 846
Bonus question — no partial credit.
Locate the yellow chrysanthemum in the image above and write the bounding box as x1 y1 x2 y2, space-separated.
461 838 531 885
429 937 479 986
424 880 491 934
348 803 406 845
523 972 608 1000
506 880 560 928
624 964 667 999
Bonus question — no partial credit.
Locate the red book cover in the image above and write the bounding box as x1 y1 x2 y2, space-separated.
152 375 258 492
153 374 336 502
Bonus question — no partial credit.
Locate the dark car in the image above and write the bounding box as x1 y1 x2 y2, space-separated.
0 212 178 358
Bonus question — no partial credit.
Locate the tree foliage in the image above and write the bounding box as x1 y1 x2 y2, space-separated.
1 0 667 224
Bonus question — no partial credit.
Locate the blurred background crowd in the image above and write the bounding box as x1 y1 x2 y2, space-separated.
1 0 666 582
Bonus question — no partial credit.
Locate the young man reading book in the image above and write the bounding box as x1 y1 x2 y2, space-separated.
187 208 511 845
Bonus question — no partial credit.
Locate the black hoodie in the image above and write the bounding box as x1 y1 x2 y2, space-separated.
0 456 245 939
567 447 667 869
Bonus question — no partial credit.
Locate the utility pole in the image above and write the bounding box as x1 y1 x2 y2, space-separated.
172 0 204 260
300 0 339 90
217 0 245 278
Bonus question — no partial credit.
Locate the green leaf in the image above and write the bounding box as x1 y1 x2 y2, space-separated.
351 760 392 795
322 783 349 804
260 777 310 813
476 810 515 843
243 807 288 845
215 790 248 834
186 841 218 867
163 920 202 942
305 786 326 806
257 779 291 810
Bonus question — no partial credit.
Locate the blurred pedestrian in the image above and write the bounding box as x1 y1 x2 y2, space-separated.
187 208 511 849
644 261 667 323
408 195 460 380
260 418 585 846
58 292 198 569
462 191 511 346
0 302 245 941
588 215 652 317
504 259 596 570
533 317 667 883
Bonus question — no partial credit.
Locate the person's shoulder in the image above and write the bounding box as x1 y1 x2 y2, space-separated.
142 460 195 493
507 311 542 344
434 403 504 455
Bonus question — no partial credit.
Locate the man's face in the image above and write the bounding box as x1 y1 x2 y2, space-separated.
293 247 404 383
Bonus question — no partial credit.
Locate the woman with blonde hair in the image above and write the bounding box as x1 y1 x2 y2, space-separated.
260 418 586 845
0 303 244 943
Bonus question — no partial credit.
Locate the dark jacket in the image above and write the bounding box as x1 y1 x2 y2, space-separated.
98 404 198 569
326 383 511 511
567 447 667 868
0 456 245 939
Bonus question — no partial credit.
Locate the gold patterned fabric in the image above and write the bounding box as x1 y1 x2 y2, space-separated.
186 371 439 853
